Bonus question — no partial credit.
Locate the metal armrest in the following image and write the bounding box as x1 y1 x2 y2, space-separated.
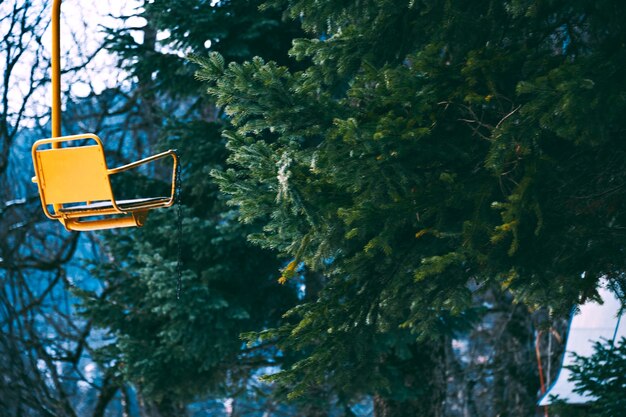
108 149 179 204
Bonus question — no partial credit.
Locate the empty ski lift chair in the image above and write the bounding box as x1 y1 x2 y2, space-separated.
32 134 178 231
538 282 626 406
32 0 178 232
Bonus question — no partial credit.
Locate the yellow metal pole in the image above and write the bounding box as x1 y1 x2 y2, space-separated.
52 0 62 139
51 0 63 219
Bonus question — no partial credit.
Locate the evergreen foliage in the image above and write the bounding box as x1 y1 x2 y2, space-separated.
195 0 626 412
71 0 626 414
76 0 305 412
106 0 304 97
77 121 296 402
563 338 626 417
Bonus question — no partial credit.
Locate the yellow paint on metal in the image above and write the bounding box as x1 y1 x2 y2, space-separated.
52 0 61 139
34 1 179 232
32 133 178 231
63 216 145 231
51 0 63 219
36 145 112 204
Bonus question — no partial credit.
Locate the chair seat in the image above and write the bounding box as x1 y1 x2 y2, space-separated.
59 197 170 213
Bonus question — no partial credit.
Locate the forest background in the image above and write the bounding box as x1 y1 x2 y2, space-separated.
2 0 626 416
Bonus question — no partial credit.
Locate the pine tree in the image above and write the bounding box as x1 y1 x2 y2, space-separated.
76 0 305 415
197 0 626 415
558 338 626 417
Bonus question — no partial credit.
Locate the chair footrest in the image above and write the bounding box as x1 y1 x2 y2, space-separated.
59 197 170 213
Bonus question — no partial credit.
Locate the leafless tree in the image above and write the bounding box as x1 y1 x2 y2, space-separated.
0 1 137 415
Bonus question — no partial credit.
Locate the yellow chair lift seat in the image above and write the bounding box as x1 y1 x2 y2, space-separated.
32 133 179 231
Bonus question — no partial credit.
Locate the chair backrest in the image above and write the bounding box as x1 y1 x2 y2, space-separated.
33 135 114 206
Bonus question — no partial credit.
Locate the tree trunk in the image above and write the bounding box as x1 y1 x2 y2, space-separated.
443 285 541 417
374 338 446 417
374 393 442 417
91 371 119 417
137 391 186 417
304 269 325 302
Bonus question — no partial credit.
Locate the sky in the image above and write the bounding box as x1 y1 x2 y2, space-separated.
52 0 146 97
1 0 145 127
44 0 215 94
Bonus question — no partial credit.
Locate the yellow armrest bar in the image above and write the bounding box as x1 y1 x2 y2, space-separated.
108 149 179 206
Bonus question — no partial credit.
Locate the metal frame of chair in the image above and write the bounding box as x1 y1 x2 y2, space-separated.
32 133 178 231
32 0 179 231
